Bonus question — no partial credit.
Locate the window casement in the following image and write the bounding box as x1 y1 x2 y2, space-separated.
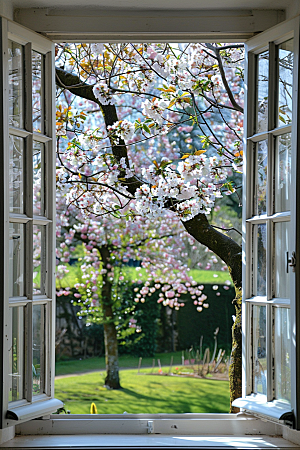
0 18 62 427
233 17 300 428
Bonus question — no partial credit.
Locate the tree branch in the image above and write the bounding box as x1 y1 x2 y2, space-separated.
205 44 244 114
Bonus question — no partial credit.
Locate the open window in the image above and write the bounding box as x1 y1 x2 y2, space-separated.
1 9 300 442
0 18 62 428
233 17 300 428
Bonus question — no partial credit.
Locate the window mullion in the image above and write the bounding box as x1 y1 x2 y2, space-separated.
265 42 276 403
44 51 53 139
24 50 33 400
268 42 276 132
24 301 33 402
44 302 51 397
24 43 32 134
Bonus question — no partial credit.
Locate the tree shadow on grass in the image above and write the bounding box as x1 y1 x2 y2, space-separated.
121 387 160 401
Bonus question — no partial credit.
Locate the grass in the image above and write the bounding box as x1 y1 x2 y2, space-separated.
55 369 230 414
57 265 232 289
55 352 183 376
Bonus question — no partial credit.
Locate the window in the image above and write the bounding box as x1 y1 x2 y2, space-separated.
0 18 62 426
0 12 300 442
233 17 300 428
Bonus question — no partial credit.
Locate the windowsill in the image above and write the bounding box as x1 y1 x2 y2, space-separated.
13 413 282 436
0 414 299 448
1 434 299 448
0 414 295 448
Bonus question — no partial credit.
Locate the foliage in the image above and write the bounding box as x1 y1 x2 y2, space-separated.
176 284 235 354
55 42 244 224
117 283 160 357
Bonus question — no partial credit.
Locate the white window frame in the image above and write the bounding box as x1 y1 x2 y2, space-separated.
233 16 300 429
1 12 300 443
0 17 62 428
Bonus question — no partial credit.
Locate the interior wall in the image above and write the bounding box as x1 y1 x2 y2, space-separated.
0 426 14 445
0 1 13 20
286 1 300 19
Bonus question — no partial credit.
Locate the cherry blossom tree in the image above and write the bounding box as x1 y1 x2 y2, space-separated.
56 181 212 388
55 42 244 409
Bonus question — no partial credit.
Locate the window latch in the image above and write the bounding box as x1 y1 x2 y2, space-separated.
286 251 296 273
147 421 154 434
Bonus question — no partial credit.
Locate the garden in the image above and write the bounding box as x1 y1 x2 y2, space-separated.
53 41 244 413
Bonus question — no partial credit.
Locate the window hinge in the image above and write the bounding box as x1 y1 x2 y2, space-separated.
147 420 154 434
286 251 296 273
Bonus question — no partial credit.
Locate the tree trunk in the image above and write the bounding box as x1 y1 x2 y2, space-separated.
99 246 121 389
102 308 121 389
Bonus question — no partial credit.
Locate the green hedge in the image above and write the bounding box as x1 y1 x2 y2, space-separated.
56 282 235 360
118 283 160 357
176 284 236 354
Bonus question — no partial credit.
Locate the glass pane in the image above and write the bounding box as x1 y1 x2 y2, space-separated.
9 223 24 297
33 225 47 295
9 135 24 214
274 307 291 403
252 305 267 395
32 304 45 395
8 40 23 128
275 133 291 213
32 51 44 133
255 140 268 216
256 51 269 133
278 39 293 126
8 306 24 402
33 141 45 216
253 224 267 297
274 221 290 299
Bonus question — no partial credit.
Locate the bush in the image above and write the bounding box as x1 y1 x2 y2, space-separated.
176 284 235 354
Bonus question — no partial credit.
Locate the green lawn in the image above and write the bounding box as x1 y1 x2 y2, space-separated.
55 352 183 376
55 369 230 414
57 265 232 289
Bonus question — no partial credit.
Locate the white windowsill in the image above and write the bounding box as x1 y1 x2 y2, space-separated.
0 434 299 449
0 414 300 448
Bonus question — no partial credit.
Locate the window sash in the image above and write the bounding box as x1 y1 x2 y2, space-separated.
239 16 300 426
0 17 60 428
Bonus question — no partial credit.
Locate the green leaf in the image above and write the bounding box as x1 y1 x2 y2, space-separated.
143 124 151 133
279 115 286 124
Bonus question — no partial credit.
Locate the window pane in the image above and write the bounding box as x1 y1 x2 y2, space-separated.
253 224 267 297
8 306 24 402
32 51 44 133
274 221 290 299
9 223 24 297
32 304 45 395
278 39 293 126
8 40 23 128
275 133 291 213
255 140 268 216
252 305 267 395
274 307 291 403
256 51 269 133
33 225 47 295
9 135 24 214
33 141 45 216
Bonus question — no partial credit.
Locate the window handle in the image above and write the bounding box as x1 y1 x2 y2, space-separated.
286 251 296 273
